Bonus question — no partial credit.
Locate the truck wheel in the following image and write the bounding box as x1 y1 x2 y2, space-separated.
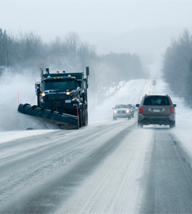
79 109 83 127
128 115 131 120
138 121 143 128
83 109 88 126
113 116 117 120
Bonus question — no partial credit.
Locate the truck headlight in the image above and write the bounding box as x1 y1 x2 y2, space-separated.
42 92 46 97
126 110 129 113
113 110 117 114
66 91 72 95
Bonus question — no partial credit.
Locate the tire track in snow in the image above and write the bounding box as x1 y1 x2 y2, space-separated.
0 119 136 213
57 128 153 214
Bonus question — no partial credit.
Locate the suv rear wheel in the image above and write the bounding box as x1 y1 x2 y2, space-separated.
170 121 175 128
138 121 143 128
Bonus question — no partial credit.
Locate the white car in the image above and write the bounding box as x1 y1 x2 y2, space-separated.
113 104 132 120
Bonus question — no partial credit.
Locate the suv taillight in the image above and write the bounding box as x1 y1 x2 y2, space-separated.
139 106 143 114
170 106 174 114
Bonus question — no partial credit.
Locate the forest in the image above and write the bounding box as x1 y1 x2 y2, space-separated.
162 29 192 106
1 28 192 106
0 28 147 95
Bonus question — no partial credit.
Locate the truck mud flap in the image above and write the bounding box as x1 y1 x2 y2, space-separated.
18 103 78 127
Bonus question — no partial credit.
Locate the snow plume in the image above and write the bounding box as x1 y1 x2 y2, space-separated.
88 79 147 124
0 68 56 131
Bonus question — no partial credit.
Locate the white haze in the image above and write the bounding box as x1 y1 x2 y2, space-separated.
0 0 192 58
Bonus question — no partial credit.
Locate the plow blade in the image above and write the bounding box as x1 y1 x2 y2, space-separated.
18 103 78 128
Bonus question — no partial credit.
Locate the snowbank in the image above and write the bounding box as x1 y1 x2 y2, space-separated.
0 130 56 144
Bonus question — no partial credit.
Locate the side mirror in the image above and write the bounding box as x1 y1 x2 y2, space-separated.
35 82 40 92
173 104 177 107
136 104 140 107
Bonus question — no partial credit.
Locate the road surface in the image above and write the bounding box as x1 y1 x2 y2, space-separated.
1 116 192 213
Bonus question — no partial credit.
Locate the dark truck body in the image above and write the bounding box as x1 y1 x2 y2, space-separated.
18 67 89 128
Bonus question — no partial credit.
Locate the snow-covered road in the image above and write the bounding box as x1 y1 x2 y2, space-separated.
1 77 192 213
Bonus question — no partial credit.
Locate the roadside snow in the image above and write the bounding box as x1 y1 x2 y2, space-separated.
155 78 192 160
0 130 56 144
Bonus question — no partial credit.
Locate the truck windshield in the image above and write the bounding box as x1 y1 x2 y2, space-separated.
43 79 77 91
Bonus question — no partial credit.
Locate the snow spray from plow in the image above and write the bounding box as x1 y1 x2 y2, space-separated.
0 70 57 131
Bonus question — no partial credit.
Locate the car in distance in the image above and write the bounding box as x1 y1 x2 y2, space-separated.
136 94 176 128
127 104 134 118
113 104 132 120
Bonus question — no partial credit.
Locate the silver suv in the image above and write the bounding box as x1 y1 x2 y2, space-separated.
136 94 176 128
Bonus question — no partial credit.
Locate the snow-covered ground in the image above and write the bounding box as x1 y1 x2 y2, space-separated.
0 69 192 162
1 68 192 213
0 129 56 144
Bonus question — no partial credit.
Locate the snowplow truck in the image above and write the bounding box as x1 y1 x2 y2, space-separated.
18 67 89 128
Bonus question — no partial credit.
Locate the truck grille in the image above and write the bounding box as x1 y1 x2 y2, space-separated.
45 96 66 101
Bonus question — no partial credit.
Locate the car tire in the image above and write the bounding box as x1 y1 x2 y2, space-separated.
170 121 175 128
113 116 117 120
128 116 131 120
138 121 143 128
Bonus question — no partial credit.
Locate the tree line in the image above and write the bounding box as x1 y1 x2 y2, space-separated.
0 28 147 94
162 30 192 106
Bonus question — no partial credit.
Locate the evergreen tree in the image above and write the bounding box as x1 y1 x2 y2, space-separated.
185 59 192 106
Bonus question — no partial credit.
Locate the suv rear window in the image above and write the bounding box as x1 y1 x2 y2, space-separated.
143 96 170 106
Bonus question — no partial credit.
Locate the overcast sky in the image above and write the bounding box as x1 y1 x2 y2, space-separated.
1 0 192 59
